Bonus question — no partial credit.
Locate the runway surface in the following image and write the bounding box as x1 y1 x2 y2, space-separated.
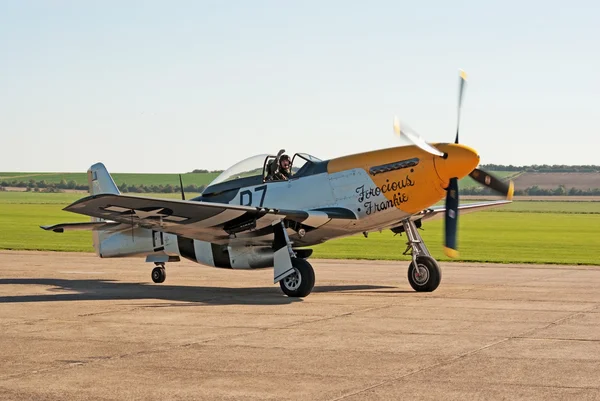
1 251 599 400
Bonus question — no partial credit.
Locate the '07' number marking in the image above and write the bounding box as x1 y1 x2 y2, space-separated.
239 185 267 207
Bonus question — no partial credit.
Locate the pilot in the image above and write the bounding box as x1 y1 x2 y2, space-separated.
267 154 291 181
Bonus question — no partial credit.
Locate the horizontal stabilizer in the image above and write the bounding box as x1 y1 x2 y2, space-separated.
40 221 122 233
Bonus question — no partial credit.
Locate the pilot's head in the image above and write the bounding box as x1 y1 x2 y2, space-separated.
280 155 291 170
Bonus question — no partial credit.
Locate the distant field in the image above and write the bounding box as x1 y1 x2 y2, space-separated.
1 191 599 265
0 172 219 187
514 172 600 190
462 195 600 201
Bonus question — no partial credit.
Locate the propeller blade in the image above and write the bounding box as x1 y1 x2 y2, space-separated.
455 69 467 144
178 174 185 200
393 117 445 157
444 177 460 258
469 168 514 200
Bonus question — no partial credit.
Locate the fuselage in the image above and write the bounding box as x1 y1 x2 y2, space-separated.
194 143 480 247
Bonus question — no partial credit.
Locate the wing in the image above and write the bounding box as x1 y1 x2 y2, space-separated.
60 193 355 244
411 200 512 222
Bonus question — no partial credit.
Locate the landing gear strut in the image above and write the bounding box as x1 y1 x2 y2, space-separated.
401 219 441 292
151 263 166 283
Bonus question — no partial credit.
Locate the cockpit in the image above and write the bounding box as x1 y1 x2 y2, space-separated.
207 150 324 188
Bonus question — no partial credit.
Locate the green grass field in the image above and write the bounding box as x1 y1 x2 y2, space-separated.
0 193 201 252
1 192 598 265
312 212 600 265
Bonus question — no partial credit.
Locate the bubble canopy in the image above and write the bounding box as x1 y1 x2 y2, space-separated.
207 153 323 187
208 154 270 186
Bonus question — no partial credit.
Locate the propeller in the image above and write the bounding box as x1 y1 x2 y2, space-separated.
443 70 468 257
393 117 445 157
455 69 467 144
469 168 514 199
444 177 459 258
178 174 185 200
393 69 514 258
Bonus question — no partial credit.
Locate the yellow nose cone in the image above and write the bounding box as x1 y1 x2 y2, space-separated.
433 143 480 187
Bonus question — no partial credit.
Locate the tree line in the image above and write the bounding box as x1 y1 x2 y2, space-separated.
117 183 207 194
189 169 224 174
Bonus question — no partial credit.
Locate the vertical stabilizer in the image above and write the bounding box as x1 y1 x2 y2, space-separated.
87 163 120 256
87 162 120 195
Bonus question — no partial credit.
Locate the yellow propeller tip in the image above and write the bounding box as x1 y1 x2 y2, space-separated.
459 69 468 80
393 117 401 135
507 181 515 201
444 247 459 258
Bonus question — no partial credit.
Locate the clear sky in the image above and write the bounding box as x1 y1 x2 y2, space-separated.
1 0 598 173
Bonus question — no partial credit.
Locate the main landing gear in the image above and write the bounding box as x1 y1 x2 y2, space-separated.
273 220 315 298
279 258 315 297
400 219 441 292
151 262 166 283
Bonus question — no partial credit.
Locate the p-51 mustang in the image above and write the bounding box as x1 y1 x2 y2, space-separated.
42 71 513 298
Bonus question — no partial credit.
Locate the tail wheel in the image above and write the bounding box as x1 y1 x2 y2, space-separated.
151 267 166 283
279 259 315 298
407 256 441 292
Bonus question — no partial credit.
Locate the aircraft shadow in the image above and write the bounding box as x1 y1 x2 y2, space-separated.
0 278 396 306
313 285 407 294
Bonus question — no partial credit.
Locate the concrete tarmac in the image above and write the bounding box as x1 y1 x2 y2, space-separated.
1 250 599 400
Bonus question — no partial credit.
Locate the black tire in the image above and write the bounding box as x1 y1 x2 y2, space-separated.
407 256 441 292
151 267 166 283
279 258 315 297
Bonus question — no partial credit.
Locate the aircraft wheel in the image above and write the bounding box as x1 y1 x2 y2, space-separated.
279 258 315 298
151 266 166 283
407 256 441 292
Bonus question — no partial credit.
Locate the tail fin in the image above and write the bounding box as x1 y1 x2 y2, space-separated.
87 163 120 256
87 162 120 195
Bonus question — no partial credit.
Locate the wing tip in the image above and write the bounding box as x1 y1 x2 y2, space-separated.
444 247 459 258
39 225 64 233
507 181 515 201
